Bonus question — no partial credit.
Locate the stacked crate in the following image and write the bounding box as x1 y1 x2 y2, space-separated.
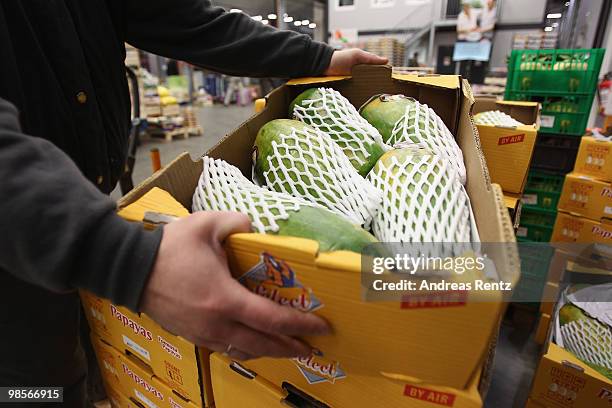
364 38 405 67
506 49 604 307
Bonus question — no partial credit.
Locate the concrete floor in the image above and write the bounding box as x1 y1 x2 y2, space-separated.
121 104 540 408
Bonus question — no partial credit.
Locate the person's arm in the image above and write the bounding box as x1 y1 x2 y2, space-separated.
0 98 161 310
124 0 333 78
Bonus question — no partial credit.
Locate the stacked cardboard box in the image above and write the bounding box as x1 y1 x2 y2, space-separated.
552 136 612 243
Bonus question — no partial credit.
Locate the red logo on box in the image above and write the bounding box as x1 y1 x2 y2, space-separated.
498 134 525 145
404 385 456 406
401 291 467 309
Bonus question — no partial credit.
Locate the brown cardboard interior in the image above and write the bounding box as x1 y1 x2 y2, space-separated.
119 65 518 284
472 97 539 126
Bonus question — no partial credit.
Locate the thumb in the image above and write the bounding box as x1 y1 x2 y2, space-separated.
356 50 388 65
213 211 252 242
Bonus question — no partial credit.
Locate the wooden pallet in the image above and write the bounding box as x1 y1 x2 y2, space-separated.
150 125 203 141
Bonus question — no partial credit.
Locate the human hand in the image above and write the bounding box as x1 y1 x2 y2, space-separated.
324 48 388 76
140 211 331 360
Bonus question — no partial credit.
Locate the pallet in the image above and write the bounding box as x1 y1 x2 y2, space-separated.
150 125 203 141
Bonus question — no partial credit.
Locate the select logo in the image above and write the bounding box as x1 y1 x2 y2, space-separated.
404 385 456 406
498 134 525 146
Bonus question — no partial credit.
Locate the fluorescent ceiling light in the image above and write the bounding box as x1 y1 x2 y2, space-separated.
261 19 269 25
308 23 317 29
229 8 242 13
268 13 277 20
547 13 562 18
544 26 553 32
284 16 294 22
252 15 262 21
301 20 310 25
294 21 302 26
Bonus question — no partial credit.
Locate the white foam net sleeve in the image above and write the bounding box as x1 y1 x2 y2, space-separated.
292 87 388 170
192 157 315 234
262 125 382 227
560 318 612 372
387 100 467 185
367 150 476 258
473 110 524 127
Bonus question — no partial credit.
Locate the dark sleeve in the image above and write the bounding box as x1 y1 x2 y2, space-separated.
0 98 162 311
124 0 334 78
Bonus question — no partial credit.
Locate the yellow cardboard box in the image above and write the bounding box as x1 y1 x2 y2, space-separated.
551 211 612 244
92 335 200 408
117 66 519 389
530 342 612 407
211 352 484 408
81 289 209 407
573 136 612 182
504 192 523 229
558 172 612 221
539 282 560 316
525 398 548 407
535 313 552 346
473 98 540 194
105 382 142 408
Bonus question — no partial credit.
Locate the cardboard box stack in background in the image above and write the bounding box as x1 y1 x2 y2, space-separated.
472 98 540 196
107 66 519 407
552 136 612 244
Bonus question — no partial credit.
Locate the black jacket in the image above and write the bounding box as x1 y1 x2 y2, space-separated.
0 0 333 390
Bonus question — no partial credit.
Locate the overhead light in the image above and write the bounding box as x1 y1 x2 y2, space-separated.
544 26 553 32
308 23 317 29
294 21 302 26
284 16 294 23
261 19 269 25
252 15 262 21
229 8 242 13
547 13 562 19
301 20 310 25
268 13 277 20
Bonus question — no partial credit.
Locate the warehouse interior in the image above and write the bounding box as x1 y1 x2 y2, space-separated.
1 1 611 408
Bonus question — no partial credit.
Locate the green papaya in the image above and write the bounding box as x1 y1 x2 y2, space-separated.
254 119 381 227
559 304 612 380
360 94 466 184
192 156 378 254
367 147 476 250
289 88 386 176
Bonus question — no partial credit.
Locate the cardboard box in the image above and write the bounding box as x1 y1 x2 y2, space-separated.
81 290 209 406
211 353 484 408
118 66 519 389
535 313 552 345
473 98 540 194
92 336 200 408
573 136 612 182
105 383 142 408
162 104 181 117
530 342 612 407
504 192 523 229
551 211 612 244
539 282 560 316
525 398 548 408
558 172 612 221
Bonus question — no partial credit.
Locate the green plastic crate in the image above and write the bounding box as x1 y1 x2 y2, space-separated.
512 274 547 302
516 207 558 242
521 171 565 211
506 93 594 136
505 49 604 96
518 243 555 279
